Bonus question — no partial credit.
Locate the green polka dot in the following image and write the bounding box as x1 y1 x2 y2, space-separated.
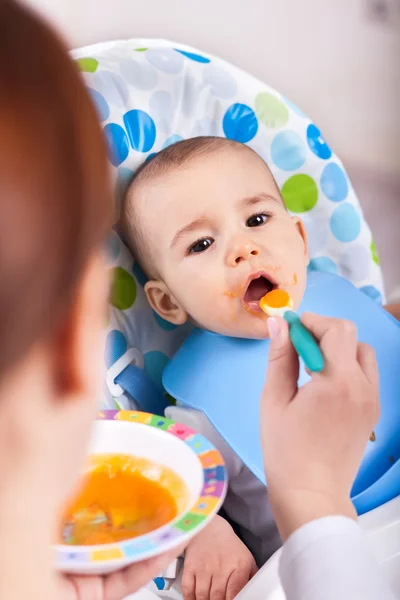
255 92 289 129
371 239 379 265
135 48 148 52
281 174 318 213
75 57 99 73
110 267 137 310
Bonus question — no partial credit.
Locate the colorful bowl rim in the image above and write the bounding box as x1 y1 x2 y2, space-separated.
56 410 228 565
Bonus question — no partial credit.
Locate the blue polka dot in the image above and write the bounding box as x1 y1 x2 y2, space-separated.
149 91 175 133
93 71 130 108
308 257 338 275
105 330 127 368
146 152 157 162
88 88 109 122
360 285 383 304
306 124 332 160
321 163 349 202
146 48 184 74
132 262 147 287
123 110 156 153
120 59 158 91
271 131 306 171
174 49 210 63
330 203 361 242
153 312 177 331
223 103 258 143
162 134 183 149
203 66 237 99
103 123 129 167
144 351 169 389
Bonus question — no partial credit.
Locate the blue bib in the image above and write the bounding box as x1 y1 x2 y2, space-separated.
163 271 400 515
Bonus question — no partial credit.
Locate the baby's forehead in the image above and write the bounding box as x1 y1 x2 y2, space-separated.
132 144 281 229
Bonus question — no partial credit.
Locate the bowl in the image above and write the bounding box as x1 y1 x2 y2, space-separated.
55 410 227 575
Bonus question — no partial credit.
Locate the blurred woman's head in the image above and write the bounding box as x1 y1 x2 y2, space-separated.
0 1 112 521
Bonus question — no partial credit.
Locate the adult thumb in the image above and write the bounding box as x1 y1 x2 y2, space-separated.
263 317 299 405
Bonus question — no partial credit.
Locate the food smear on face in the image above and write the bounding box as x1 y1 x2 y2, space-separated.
243 303 268 319
293 273 298 285
60 454 188 546
260 289 293 317
223 290 238 322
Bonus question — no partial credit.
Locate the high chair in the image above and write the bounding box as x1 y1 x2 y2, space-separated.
71 38 399 597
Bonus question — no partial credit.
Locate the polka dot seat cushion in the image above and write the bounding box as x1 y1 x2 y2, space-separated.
71 39 384 410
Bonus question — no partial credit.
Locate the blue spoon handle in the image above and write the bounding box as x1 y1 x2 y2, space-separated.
284 311 324 373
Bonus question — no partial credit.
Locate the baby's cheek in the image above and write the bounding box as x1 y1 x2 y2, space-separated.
291 269 307 309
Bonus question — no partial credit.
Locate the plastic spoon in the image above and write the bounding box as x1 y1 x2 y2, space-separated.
260 289 324 373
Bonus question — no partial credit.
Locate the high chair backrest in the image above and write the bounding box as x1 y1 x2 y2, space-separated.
71 39 384 412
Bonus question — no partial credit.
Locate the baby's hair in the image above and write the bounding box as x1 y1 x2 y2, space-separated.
120 136 279 278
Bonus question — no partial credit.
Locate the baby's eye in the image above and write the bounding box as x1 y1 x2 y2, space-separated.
188 237 214 255
246 212 270 228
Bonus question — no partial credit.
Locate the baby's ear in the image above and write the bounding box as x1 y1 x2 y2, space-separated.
292 217 309 265
144 280 188 325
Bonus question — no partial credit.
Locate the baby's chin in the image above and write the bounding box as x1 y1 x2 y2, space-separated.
199 317 271 340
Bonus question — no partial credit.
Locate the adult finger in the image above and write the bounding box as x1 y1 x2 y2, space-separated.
57 574 102 600
357 343 378 386
263 316 299 406
301 313 358 368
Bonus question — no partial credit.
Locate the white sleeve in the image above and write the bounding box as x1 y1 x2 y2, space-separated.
280 516 396 600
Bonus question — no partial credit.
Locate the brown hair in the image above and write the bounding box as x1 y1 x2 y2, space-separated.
121 136 280 277
0 1 112 377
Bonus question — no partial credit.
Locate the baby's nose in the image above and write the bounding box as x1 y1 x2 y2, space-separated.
227 239 260 266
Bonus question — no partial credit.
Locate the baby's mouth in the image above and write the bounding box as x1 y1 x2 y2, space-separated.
243 273 277 312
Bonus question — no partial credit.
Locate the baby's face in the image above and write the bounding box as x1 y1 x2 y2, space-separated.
139 148 309 339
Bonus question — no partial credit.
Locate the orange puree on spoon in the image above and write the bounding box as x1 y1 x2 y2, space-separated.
260 289 293 316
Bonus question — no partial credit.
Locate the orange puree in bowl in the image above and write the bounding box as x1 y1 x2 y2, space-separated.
60 454 188 546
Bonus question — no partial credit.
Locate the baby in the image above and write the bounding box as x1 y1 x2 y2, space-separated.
121 137 398 598
120 136 312 596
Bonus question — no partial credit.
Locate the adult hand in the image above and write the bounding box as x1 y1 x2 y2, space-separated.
58 545 184 600
261 313 379 541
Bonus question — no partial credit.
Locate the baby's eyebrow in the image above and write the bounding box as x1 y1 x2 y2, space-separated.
239 192 281 208
170 216 210 248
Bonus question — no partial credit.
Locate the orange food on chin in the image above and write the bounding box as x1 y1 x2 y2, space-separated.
60 454 188 546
